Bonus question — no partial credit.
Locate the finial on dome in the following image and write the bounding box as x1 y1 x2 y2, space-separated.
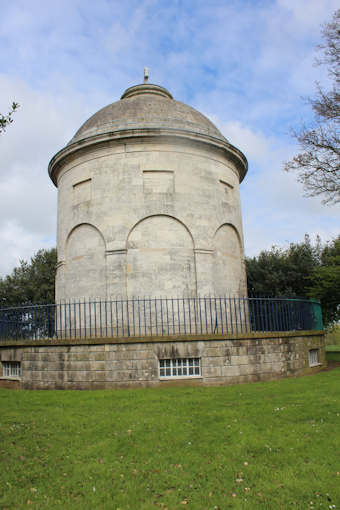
144 67 149 83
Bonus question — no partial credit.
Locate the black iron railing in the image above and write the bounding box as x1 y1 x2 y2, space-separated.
0 296 323 341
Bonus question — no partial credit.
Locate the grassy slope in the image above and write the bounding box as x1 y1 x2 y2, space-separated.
1 371 340 510
326 344 340 361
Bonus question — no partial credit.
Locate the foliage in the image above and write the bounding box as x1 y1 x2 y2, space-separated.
246 234 322 297
1 371 340 509
308 235 340 324
246 234 340 326
284 9 340 204
325 324 340 346
0 248 57 307
0 102 20 134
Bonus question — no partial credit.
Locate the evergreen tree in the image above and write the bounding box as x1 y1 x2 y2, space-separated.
246 234 340 326
0 248 57 307
246 235 322 297
308 235 340 324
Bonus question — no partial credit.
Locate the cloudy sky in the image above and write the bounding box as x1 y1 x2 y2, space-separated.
0 0 339 276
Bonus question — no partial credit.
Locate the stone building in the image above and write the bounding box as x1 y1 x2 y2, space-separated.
48 77 248 302
0 76 326 390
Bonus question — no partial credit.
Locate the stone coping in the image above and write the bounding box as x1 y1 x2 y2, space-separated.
0 330 324 348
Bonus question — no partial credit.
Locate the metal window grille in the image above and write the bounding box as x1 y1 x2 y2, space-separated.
308 349 319 366
159 358 201 378
2 361 21 378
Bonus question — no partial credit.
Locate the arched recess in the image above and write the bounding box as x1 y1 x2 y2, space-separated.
213 224 246 296
64 223 106 299
126 215 196 297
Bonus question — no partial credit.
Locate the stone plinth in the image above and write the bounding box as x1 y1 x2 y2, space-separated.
0 331 325 390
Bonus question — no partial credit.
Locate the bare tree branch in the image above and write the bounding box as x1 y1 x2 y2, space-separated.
285 9 340 205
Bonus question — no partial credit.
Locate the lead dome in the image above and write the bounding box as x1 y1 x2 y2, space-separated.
69 83 226 146
49 80 248 302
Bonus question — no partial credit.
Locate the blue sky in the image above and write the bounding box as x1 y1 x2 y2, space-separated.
0 0 339 276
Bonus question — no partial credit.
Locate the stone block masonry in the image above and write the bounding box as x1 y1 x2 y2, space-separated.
49 81 248 304
0 331 325 390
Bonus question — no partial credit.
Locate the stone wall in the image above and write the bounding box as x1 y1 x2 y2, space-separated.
55 137 247 302
0 331 325 390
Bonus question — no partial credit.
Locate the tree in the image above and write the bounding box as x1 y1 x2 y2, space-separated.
308 235 340 324
0 248 57 307
246 234 322 297
0 102 20 134
246 234 340 327
284 9 340 205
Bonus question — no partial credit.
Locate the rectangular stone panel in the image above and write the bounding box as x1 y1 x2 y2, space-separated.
143 171 174 194
73 178 91 204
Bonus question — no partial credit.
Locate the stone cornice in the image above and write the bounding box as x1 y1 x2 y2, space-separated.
48 127 248 187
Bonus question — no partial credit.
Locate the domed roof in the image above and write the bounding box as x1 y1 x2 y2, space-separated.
68 83 227 145
49 80 248 185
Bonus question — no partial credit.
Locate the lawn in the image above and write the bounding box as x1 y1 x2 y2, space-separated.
1 371 340 510
326 345 340 352
326 344 340 362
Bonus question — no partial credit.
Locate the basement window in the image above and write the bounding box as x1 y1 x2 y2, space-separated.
159 358 201 378
308 349 320 367
2 361 21 378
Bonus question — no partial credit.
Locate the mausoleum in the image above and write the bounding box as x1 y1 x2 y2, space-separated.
0 74 325 389
49 75 248 302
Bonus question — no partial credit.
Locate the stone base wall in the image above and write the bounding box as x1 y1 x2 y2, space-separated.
0 331 325 390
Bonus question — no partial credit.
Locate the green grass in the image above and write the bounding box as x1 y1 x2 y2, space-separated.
326 345 340 352
1 372 340 509
326 344 340 361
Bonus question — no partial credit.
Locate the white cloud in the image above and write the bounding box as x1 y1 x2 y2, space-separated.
211 119 340 256
0 219 54 276
0 75 97 276
0 0 338 278
213 119 271 166
277 0 339 29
